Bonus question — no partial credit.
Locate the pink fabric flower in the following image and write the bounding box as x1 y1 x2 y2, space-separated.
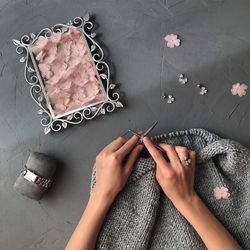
54 103 66 113
32 36 48 55
68 26 80 36
36 51 45 62
59 80 72 90
43 42 57 64
164 34 181 48
38 63 52 79
58 94 71 106
214 186 230 200
46 85 59 96
231 83 248 97
50 32 62 43
36 36 48 47
67 100 83 111
72 90 82 100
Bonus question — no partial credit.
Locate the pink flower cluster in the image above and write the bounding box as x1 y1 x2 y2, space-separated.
231 83 248 97
213 186 230 200
164 34 181 48
32 26 105 116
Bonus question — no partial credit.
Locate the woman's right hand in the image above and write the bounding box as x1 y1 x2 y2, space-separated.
143 136 197 209
143 136 242 250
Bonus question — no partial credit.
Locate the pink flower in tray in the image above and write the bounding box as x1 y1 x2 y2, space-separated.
231 83 248 97
164 34 181 48
214 186 230 200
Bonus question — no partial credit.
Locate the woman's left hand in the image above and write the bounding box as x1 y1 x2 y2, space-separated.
66 135 143 250
93 135 144 202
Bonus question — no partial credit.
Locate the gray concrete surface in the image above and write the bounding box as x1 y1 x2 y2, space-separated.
1 0 250 249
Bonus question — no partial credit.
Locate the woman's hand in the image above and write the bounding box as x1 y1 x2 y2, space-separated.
94 135 144 202
66 135 143 250
143 136 242 250
143 136 196 209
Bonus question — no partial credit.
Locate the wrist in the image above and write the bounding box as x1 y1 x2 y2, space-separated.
90 188 116 208
173 193 201 214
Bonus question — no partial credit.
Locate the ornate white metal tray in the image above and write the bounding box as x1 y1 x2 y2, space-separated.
13 13 123 134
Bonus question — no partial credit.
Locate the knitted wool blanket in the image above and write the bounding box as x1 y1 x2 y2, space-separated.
91 129 250 249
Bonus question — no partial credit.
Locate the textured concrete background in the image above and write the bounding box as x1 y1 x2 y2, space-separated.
1 0 250 249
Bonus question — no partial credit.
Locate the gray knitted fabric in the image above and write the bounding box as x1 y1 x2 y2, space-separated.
91 128 250 249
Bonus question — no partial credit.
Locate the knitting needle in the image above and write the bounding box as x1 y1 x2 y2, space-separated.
123 123 169 160
142 121 158 137
128 121 158 140
128 129 142 138
128 129 167 156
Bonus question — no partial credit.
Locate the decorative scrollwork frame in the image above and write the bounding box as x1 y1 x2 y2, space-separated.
13 13 123 134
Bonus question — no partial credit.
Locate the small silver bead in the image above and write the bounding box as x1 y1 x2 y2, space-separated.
196 84 208 95
167 95 175 104
179 74 188 84
199 87 208 95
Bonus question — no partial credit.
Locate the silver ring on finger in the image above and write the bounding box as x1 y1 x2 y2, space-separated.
181 156 191 167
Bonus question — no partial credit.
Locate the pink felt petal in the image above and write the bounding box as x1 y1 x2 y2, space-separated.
59 81 72 90
37 36 48 45
54 102 66 113
68 56 81 68
58 94 71 106
174 39 181 46
67 100 83 111
32 36 49 55
46 85 59 96
95 93 106 101
38 64 52 79
36 51 45 62
90 76 97 81
164 35 170 41
88 67 96 77
213 187 222 200
68 26 80 35
48 61 67 85
43 42 57 64
72 90 82 100
221 191 230 199
36 36 48 49
50 32 62 43
167 42 175 48
78 92 88 102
